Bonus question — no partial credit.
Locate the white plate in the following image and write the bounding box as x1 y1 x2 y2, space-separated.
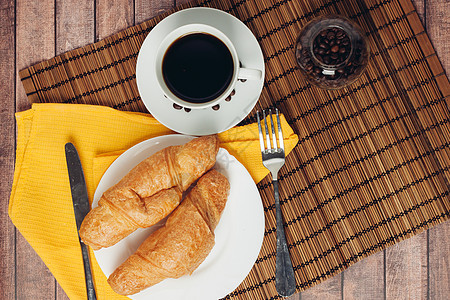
136 8 265 135
93 135 265 300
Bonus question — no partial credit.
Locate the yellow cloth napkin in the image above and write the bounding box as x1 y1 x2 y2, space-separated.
9 103 298 300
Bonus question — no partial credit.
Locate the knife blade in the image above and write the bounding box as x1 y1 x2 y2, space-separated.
65 142 97 300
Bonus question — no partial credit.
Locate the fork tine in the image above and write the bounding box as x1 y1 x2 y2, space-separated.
257 111 266 153
263 110 272 151
276 108 284 150
269 109 277 150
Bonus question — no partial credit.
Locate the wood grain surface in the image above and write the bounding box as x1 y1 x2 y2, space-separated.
0 0 448 299
0 1 16 299
14 1 55 300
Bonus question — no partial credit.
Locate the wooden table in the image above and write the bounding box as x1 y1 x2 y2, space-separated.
0 0 448 299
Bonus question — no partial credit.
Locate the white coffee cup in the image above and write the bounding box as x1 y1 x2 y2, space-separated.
154 24 262 110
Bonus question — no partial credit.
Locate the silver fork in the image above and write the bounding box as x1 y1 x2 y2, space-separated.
257 108 296 297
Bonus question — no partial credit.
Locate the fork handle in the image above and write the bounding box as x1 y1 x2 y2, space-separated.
273 180 296 297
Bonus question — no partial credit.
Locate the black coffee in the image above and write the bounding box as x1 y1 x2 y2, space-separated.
162 33 234 104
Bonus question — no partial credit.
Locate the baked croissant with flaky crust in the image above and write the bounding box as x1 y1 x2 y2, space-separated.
79 135 219 250
107 169 230 296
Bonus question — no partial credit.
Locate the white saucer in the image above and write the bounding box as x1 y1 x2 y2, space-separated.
136 7 265 135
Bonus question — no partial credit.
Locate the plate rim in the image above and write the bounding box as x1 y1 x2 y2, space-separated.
92 134 265 300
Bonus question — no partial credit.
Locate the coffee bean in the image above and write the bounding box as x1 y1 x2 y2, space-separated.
312 27 353 66
296 19 369 89
173 103 182 110
212 104 220 110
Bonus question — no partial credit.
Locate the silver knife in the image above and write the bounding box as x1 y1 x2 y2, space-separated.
65 143 97 300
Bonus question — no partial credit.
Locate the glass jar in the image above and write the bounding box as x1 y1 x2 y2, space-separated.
295 15 369 90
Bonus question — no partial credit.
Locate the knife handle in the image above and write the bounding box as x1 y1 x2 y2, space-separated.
80 240 97 300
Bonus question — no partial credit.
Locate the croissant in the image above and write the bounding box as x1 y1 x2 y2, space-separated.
107 169 230 296
80 135 219 250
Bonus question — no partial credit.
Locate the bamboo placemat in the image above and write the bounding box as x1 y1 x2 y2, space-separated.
19 0 450 299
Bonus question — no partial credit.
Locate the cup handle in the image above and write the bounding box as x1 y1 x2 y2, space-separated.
238 67 262 81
